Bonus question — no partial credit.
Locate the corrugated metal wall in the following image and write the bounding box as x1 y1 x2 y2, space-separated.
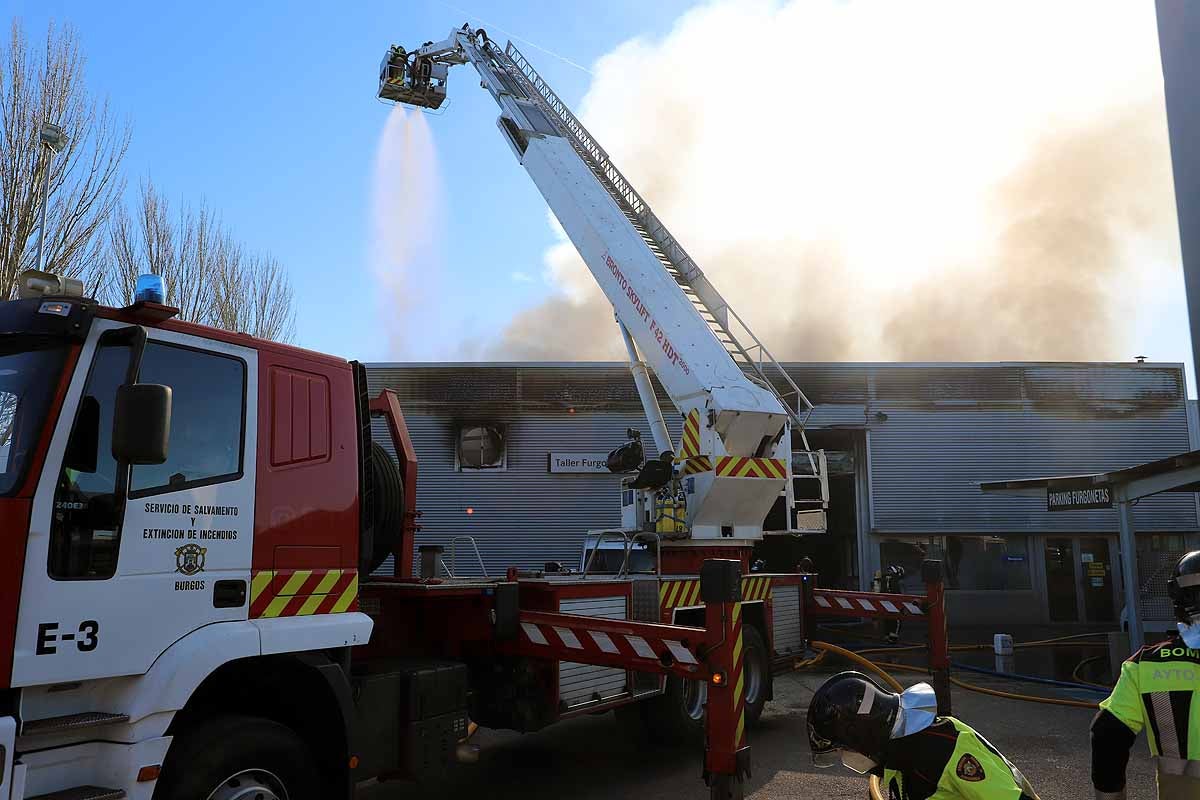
367 363 683 575
868 365 1196 533
366 362 1198 574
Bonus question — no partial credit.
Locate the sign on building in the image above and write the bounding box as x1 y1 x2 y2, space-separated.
1047 482 1113 511
548 452 611 473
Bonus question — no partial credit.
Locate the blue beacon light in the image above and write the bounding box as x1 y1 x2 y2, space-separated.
135 274 166 304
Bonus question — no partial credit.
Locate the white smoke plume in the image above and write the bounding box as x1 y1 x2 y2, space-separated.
479 0 1180 362
371 106 443 356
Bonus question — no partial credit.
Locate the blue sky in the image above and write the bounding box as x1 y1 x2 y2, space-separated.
7 1 1197 390
7 0 696 361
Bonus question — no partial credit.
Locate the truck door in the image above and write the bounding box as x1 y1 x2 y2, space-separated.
11 320 258 685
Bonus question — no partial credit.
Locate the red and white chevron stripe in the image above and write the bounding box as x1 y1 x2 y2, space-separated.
812 590 924 618
514 610 706 674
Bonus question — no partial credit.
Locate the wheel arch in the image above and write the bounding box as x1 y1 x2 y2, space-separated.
165 651 354 799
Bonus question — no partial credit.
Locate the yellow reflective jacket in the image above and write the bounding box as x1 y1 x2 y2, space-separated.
880 717 1039 800
1100 637 1200 760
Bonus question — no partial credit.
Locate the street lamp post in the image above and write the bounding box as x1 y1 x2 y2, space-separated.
35 122 69 272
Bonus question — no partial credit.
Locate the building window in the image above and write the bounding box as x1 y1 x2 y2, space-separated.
456 424 506 471
879 535 1032 592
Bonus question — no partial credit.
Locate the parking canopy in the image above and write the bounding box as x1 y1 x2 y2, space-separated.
980 449 1200 652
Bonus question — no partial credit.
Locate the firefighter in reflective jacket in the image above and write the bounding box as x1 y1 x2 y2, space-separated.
1091 550 1200 799
808 671 1040 799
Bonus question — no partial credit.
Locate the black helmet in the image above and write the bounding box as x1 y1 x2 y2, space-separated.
1168 550 1200 624
807 671 900 768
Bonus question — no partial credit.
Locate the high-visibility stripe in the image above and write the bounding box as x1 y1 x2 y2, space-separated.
554 626 583 649
625 635 656 659
680 410 701 458
715 456 787 479
739 576 773 602
590 631 619 654
312 569 343 596
279 570 313 597
732 602 746 747
522 621 548 646
681 456 713 475
251 570 274 603
297 593 326 616
660 575 779 609
1151 692 1181 758
330 575 359 613
262 592 295 619
661 576 776 610
665 639 698 665
252 568 359 618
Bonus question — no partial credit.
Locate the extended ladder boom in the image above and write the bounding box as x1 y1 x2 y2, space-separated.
380 26 828 536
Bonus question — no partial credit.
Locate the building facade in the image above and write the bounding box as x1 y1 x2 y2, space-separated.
366 362 1199 628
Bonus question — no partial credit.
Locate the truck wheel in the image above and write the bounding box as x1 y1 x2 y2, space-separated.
741 625 769 728
644 625 769 744
641 673 704 745
154 715 321 800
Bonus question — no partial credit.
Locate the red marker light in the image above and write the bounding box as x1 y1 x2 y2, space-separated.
466 507 474 515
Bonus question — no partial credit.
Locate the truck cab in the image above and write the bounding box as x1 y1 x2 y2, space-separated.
0 273 377 799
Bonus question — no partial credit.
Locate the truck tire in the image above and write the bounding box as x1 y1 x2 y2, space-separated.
366 440 404 574
154 714 321 800
741 625 769 728
643 625 769 744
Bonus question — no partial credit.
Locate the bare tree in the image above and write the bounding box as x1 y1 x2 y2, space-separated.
108 179 296 341
0 21 129 296
212 249 296 342
107 180 219 323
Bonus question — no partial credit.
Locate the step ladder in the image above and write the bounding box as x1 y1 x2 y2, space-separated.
494 42 828 529
19 714 130 800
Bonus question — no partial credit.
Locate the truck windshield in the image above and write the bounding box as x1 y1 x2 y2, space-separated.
0 340 68 496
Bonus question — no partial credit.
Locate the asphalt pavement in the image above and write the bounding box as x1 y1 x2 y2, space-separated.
360 669 1157 799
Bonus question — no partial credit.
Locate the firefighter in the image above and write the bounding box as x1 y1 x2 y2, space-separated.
808 671 1040 799
1090 550 1200 799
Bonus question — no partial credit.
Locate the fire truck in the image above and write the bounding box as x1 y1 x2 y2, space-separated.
0 23 949 800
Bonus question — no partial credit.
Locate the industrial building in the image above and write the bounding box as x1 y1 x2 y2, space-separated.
366 361 1199 629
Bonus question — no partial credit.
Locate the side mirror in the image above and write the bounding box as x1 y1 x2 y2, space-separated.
112 384 172 465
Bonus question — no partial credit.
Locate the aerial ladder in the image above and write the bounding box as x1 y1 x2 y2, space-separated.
378 26 829 561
